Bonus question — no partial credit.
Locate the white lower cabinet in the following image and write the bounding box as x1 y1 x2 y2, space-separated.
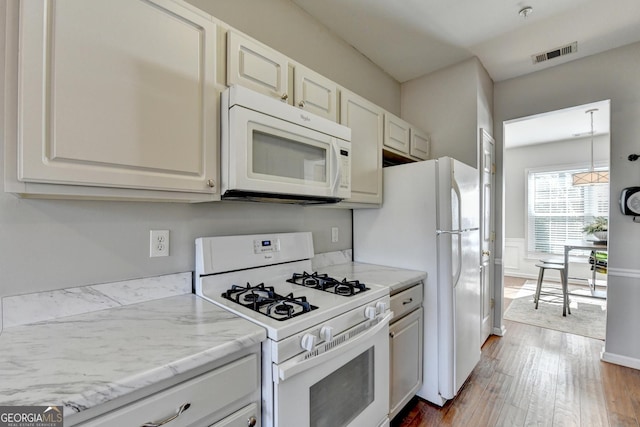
210 403 258 427
389 283 423 420
75 354 260 427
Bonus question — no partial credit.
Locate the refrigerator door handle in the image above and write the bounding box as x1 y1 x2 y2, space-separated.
452 232 462 288
451 179 463 288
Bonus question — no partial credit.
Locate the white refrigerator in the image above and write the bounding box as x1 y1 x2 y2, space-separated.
353 157 480 406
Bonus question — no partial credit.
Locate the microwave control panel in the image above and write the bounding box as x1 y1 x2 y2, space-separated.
254 238 281 254
340 149 350 188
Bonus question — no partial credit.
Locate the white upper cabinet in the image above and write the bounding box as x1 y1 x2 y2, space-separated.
12 0 218 201
227 30 289 101
340 90 383 205
293 65 339 122
384 113 411 155
410 127 431 160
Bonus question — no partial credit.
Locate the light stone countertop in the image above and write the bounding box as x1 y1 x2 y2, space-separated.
319 261 426 294
0 278 266 420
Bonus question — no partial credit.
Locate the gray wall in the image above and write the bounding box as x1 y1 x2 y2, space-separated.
400 57 493 168
494 41 640 365
0 0 399 299
505 135 610 238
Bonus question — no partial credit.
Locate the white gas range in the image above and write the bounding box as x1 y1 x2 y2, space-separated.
195 232 391 427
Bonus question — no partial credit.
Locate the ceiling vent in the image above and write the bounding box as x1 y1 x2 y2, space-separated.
531 42 578 64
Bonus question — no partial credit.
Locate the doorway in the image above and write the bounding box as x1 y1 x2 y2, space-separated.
501 100 610 339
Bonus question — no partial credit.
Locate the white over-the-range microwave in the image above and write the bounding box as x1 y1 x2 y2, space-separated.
220 85 351 204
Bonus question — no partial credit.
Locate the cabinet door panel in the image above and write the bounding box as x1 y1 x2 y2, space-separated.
390 307 423 419
384 114 410 154
340 91 383 205
294 66 338 121
227 31 288 99
410 128 430 160
18 0 217 194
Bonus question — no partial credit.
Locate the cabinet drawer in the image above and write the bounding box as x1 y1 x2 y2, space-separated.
390 283 422 319
210 403 259 427
79 354 259 427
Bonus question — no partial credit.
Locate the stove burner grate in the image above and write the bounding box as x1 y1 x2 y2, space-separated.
287 272 369 296
221 283 317 321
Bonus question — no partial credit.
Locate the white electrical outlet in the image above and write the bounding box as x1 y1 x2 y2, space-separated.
150 230 170 257
331 227 339 243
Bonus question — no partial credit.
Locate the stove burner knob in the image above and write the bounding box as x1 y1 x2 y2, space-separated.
320 325 334 342
301 333 317 351
375 301 388 314
364 306 377 320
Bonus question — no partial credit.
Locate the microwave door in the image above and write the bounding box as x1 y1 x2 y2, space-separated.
227 106 336 197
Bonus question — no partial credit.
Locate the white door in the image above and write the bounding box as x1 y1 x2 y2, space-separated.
410 127 430 160
340 90 384 205
274 313 391 427
383 113 411 155
293 65 339 121
480 129 496 343
227 30 289 101
18 0 218 194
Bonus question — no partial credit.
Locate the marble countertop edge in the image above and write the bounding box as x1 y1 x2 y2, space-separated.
61 331 266 417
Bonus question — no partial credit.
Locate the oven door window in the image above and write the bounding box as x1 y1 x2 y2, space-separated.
309 347 375 427
250 126 329 185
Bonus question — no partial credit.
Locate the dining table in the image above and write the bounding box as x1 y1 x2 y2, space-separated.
563 240 608 299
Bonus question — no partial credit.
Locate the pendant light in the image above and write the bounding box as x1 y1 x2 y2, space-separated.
572 108 609 185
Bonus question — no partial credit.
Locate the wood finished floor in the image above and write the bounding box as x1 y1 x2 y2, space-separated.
392 276 640 427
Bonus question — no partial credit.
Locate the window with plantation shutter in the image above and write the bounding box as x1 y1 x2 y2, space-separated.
527 167 608 256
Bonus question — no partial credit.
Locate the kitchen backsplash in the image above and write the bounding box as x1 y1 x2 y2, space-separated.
1 249 353 331
312 250 353 271
1 272 192 329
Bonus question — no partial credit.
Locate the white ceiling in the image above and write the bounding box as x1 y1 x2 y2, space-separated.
290 0 640 83
504 100 610 148
289 0 628 145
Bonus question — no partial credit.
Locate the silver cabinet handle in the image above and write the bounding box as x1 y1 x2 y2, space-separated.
402 298 413 305
298 100 305 108
141 403 191 427
248 416 257 426
281 93 289 101
207 179 215 188
389 331 395 338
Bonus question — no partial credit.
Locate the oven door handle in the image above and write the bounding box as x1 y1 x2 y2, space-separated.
275 311 392 383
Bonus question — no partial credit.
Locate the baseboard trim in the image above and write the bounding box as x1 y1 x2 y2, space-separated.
493 326 506 337
601 350 640 370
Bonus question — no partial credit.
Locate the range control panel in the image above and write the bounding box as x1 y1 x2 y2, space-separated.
254 238 281 254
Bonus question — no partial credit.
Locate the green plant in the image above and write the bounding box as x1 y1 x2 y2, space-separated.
583 216 608 234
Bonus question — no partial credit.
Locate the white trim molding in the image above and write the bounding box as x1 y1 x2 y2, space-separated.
494 258 502 265
493 326 506 337
608 268 640 279
601 349 640 370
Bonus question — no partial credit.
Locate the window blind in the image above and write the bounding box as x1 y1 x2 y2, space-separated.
527 168 608 255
